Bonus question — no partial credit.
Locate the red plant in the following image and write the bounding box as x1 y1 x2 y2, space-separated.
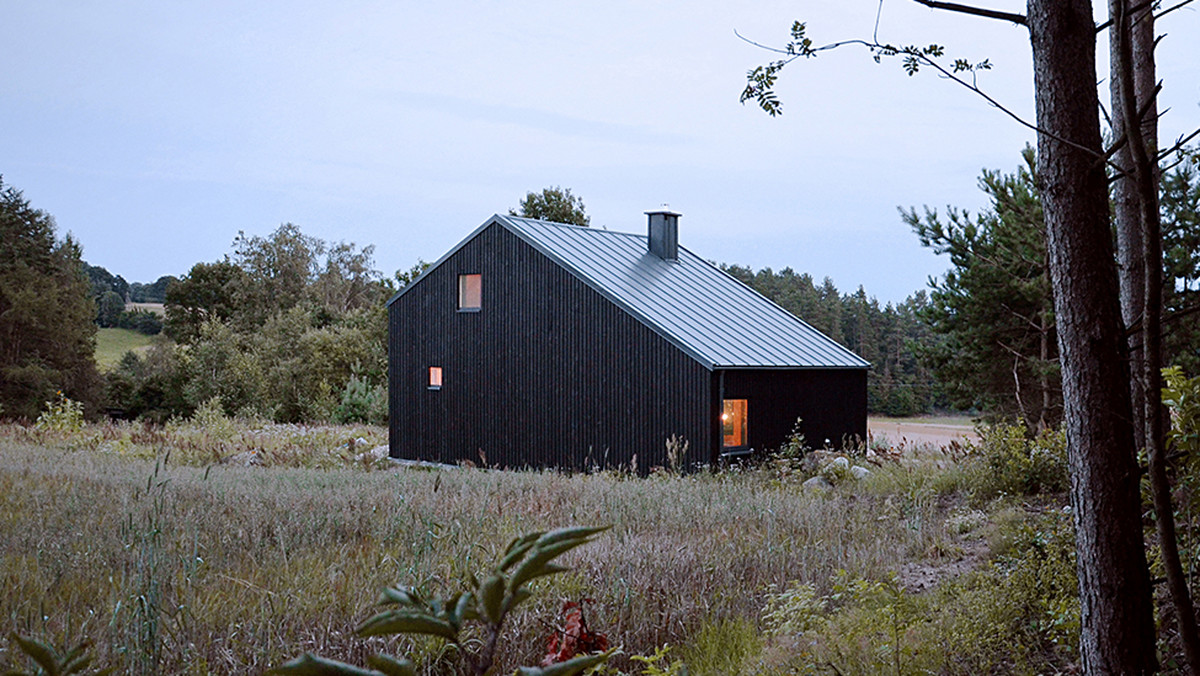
541 599 609 666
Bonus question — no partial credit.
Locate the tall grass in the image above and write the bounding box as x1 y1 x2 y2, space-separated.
0 425 959 674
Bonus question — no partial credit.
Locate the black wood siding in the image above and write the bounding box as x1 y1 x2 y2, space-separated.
389 223 712 471
721 368 868 453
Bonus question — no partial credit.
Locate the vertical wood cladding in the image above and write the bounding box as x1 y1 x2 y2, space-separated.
390 223 711 471
722 368 868 452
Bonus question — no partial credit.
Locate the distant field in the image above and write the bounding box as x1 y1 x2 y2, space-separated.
126 301 165 316
94 327 155 368
869 413 977 427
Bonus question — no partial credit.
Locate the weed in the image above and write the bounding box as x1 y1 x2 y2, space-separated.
272 527 614 676
34 393 85 434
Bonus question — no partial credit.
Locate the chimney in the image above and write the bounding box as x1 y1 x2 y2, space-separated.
646 209 681 261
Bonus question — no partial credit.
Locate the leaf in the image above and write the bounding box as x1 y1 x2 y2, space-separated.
365 655 417 676
498 532 542 571
516 650 615 676
269 653 383 676
479 574 505 624
356 610 458 641
510 537 595 593
377 586 420 607
450 591 474 629
11 633 60 676
535 526 611 547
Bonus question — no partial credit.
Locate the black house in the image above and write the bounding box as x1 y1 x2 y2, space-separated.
387 211 869 471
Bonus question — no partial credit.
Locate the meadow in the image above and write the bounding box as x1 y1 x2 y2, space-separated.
95 328 157 369
0 415 1081 675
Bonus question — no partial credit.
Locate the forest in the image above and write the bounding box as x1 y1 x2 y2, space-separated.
5 151 1200 432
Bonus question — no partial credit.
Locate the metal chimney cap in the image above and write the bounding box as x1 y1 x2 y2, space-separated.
644 208 682 217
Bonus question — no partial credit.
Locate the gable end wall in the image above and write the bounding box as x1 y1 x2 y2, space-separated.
389 223 711 471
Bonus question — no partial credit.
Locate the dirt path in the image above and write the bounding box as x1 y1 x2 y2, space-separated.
868 419 979 449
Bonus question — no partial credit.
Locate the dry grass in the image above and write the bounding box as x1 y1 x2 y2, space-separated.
0 422 962 674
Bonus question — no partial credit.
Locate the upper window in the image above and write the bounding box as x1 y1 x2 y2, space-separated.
428 366 443 389
458 274 481 311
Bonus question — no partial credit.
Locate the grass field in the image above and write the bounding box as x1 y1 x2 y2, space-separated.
94 327 156 368
0 419 1084 674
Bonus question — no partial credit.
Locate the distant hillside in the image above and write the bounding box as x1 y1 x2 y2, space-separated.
95 328 155 369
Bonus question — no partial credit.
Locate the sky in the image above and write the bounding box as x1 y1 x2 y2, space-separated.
2 2 1198 304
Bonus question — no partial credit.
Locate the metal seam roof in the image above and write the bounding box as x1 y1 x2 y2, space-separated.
494 215 869 370
387 214 869 369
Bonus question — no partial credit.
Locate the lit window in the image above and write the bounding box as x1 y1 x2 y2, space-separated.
722 399 748 447
428 366 442 389
458 274 481 310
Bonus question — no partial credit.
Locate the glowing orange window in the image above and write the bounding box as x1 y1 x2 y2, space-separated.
428 366 442 389
722 399 748 447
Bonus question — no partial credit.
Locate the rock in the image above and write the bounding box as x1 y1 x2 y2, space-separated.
851 465 871 479
831 456 850 470
225 450 262 467
803 476 834 492
357 445 390 462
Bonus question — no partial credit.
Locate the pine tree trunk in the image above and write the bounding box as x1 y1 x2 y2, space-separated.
1028 1 1157 672
1111 0 1200 666
1112 0 1157 449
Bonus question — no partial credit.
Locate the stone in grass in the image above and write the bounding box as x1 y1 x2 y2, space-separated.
851 465 871 479
803 475 834 492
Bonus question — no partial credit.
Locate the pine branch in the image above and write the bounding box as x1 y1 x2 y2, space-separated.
910 0 1027 25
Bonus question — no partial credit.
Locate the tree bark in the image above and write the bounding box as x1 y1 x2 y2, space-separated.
1112 0 1157 449
1027 1 1157 672
1111 0 1200 667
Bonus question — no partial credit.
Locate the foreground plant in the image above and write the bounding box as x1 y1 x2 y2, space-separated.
272 526 613 676
3 632 111 676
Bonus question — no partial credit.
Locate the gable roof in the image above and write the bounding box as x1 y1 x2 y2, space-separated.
389 214 869 370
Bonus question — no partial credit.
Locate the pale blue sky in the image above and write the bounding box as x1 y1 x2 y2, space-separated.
3 1 1198 303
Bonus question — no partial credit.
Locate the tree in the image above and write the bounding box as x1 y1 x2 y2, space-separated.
229 223 322 328
83 262 129 305
0 177 100 419
1163 162 1200 372
164 260 245 343
129 275 178 303
510 186 591 226
97 290 126 328
905 148 1060 431
740 1 1175 668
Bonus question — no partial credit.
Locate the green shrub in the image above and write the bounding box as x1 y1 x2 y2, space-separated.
335 375 387 425
970 423 1067 499
758 510 1079 675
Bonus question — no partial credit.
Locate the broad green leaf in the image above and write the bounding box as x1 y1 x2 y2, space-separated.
357 610 458 641
11 633 60 676
60 653 92 675
515 650 615 676
535 526 610 547
269 653 382 676
365 654 417 676
377 586 420 607
451 591 473 629
498 533 540 571
479 574 505 624
510 540 591 592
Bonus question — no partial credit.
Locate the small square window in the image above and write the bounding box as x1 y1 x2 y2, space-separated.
458 274 481 311
428 366 442 389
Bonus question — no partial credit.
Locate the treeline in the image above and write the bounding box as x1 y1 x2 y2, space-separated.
107 224 414 424
83 263 173 334
721 266 943 416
